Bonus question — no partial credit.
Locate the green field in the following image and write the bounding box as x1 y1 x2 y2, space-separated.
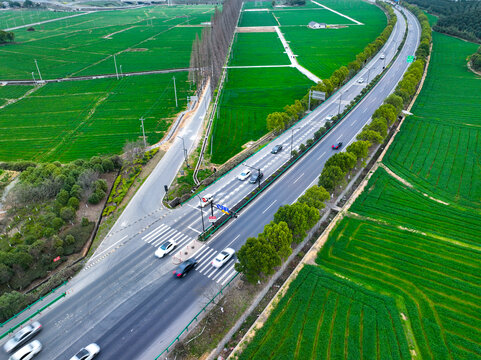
0 6 214 79
238 31 481 360
211 67 312 164
229 32 290 66
238 11 277 27
0 85 32 106
0 9 79 30
0 72 190 161
273 8 355 26
282 0 386 78
384 32 481 207
238 265 410 360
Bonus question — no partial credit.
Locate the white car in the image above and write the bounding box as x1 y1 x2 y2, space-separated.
325 114 334 121
211 248 235 268
4 322 42 353
237 170 251 181
155 240 177 258
380 53 385 59
8 340 42 360
69 343 100 360
199 194 214 207
357 77 364 83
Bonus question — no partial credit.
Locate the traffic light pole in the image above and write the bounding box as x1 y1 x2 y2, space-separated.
194 195 205 232
243 163 262 189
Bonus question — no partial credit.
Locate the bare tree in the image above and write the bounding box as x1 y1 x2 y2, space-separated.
123 139 145 166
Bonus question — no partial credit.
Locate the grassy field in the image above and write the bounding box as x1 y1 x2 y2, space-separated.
211 67 312 164
384 32 481 207
237 31 481 360
238 10 277 27
0 85 32 106
238 265 410 360
0 9 79 29
229 32 290 66
0 6 214 79
273 8 355 26
0 72 190 162
282 0 386 78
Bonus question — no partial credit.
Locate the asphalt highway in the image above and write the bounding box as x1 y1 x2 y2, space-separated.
0 4 420 360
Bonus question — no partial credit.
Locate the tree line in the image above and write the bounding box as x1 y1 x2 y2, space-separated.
266 1 397 134
405 0 481 43
470 46 481 72
189 0 243 91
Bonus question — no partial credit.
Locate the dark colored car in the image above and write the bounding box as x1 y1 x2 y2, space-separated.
332 142 343 150
173 258 197 278
249 171 264 184
271 144 283 154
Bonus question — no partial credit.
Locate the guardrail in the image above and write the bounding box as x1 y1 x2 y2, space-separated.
155 272 240 359
0 281 68 340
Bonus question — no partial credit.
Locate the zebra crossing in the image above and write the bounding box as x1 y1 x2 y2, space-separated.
192 245 237 286
142 223 193 249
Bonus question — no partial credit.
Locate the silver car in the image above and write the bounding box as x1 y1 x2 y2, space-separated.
3 322 42 353
8 340 42 360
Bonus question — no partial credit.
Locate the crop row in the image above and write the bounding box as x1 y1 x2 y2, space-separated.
0 85 32 106
316 217 481 359
238 265 409 360
384 32 481 206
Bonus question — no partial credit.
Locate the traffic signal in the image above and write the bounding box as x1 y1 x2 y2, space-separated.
164 185 168 192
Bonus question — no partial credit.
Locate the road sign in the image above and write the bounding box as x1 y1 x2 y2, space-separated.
202 197 207 203
407 55 414 63
208 215 217 222
216 203 231 215
311 90 326 101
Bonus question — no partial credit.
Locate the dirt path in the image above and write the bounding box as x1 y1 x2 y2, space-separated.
310 0 363 25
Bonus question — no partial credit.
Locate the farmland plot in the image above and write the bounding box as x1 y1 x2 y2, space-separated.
384 32 481 206
0 72 190 161
238 10 277 27
0 85 33 107
210 67 312 164
0 9 79 29
228 32 290 66
0 6 214 79
238 265 410 360
273 8 355 26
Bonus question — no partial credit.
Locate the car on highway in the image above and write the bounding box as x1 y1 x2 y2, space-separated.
69 343 100 360
249 171 264 184
332 142 343 150
3 322 42 353
199 194 214 208
271 144 283 154
237 170 251 181
212 248 235 268
357 77 364 83
325 114 334 122
8 340 42 360
380 53 386 59
155 240 177 258
173 258 198 278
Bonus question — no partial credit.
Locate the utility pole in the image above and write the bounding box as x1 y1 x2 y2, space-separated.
308 90 311 111
31 72 37 84
114 55 119 80
140 118 147 147
120 65 123 77
34 59 42 81
290 127 299 158
173 76 178 107
367 68 372 83
178 136 189 168
195 195 205 232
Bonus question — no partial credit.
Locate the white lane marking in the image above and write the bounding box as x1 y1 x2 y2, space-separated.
153 231 184 247
186 203 198 209
225 235 240 248
147 228 176 244
196 248 215 264
143 224 171 243
293 173 304 184
191 245 209 259
188 225 201 234
142 224 167 241
336 135 343 141
216 263 236 283
350 119 357 127
197 251 218 272
207 266 220 278
90 235 127 263
262 200 278 214
317 151 326 160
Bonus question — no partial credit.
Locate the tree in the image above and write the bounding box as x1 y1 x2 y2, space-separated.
367 117 388 137
274 203 319 242
384 94 404 113
373 104 397 125
0 263 12 285
298 185 329 210
235 237 281 283
60 206 75 221
325 152 357 173
346 140 370 159
123 139 145 165
56 189 69 206
318 165 345 192
266 112 289 133
357 129 384 144
261 221 292 260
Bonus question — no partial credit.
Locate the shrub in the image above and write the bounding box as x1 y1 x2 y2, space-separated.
81 217 89 226
60 206 75 221
67 197 79 210
52 217 64 230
